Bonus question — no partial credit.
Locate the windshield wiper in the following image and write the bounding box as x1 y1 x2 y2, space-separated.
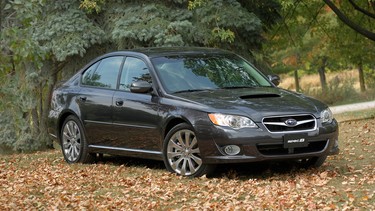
173 89 213 94
221 86 257 89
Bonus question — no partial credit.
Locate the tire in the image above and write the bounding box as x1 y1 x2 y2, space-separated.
297 156 327 169
60 115 94 164
163 123 215 177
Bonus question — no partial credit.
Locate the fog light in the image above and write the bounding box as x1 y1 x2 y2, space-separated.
223 145 240 155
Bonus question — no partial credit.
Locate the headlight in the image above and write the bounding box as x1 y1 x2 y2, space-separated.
321 108 333 123
208 113 258 129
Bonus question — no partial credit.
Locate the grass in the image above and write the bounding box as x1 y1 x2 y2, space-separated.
334 108 375 123
279 70 360 91
1 114 374 210
279 69 375 106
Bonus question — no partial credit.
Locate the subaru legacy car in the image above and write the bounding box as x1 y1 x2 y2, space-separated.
48 47 339 177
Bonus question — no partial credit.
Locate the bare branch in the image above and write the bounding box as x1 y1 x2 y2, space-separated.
323 0 375 42
300 1 329 39
270 0 302 47
348 0 375 19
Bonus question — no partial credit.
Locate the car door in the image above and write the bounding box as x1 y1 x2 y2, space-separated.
112 56 161 151
78 56 124 146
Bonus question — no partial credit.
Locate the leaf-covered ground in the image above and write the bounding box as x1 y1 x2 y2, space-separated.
1 118 374 210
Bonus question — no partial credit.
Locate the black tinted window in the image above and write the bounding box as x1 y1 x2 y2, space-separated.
119 57 152 91
82 56 123 89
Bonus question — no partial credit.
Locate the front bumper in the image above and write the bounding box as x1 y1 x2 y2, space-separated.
195 119 339 164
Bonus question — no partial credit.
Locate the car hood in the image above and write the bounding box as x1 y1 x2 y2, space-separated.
172 87 325 122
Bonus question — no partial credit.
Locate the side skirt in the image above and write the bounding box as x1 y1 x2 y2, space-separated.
88 145 163 160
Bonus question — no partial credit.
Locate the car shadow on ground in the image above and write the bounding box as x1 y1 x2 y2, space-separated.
94 154 314 180
96 154 166 170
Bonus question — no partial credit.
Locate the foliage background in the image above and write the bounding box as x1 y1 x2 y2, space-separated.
0 0 374 152
0 0 280 152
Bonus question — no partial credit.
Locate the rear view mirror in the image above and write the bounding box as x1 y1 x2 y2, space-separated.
130 81 152 93
268 75 280 86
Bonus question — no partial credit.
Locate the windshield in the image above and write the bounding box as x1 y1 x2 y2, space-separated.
152 54 272 94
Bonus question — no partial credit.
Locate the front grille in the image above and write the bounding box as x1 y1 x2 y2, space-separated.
257 140 327 155
263 114 316 133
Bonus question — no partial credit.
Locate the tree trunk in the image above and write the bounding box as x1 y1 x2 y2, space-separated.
0 0 2 34
40 61 58 148
294 54 302 92
31 108 40 134
294 69 300 92
318 57 328 93
358 61 366 92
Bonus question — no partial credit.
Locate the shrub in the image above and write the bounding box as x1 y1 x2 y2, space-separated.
302 78 358 105
365 68 375 89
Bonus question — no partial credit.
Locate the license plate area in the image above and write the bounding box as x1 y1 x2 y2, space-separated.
283 133 309 148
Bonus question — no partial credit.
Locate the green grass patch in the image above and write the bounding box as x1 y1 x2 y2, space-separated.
335 108 375 122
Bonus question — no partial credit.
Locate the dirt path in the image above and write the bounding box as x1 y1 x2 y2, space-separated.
330 100 375 114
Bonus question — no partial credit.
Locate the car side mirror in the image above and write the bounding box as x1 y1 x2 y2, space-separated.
268 75 280 86
130 81 152 93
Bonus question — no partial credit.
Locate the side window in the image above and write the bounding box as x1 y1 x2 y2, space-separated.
82 56 123 89
119 57 152 91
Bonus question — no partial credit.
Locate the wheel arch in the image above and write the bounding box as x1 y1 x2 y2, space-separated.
162 116 192 139
161 108 210 140
57 110 82 143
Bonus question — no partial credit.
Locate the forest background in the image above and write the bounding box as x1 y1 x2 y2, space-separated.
0 0 374 152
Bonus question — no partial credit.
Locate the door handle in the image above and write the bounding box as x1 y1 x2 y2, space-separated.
115 100 124 106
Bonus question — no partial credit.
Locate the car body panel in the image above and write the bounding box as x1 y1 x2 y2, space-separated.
111 91 161 150
78 87 116 146
170 87 323 121
48 47 339 166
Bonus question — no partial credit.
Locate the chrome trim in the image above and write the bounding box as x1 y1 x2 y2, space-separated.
84 120 112 125
84 120 156 129
262 114 317 134
112 122 156 129
88 145 162 155
264 119 315 127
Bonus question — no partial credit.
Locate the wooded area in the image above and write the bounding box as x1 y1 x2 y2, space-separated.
1 0 374 152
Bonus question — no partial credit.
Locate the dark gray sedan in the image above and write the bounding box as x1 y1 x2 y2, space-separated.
48 47 339 177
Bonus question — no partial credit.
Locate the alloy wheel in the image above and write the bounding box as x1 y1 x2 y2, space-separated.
62 120 81 162
166 129 202 176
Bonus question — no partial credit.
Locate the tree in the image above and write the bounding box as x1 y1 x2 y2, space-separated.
0 0 105 152
264 0 334 92
324 0 375 92
323 0 375 41
0 0 281 152
265 0 375 95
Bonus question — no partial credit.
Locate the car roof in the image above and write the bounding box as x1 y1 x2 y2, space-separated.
106 47 233 58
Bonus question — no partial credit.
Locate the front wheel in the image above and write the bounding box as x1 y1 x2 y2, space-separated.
60 115 94 164
163 123 215 177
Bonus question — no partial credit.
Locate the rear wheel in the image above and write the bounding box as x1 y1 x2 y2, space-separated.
60 115 94 163
163 123 215 177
